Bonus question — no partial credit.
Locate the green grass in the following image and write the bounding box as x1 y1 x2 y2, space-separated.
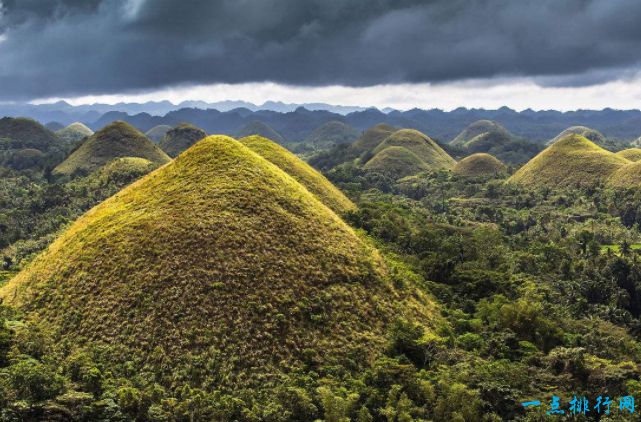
600 244 641 255
373 129 456 170
453 153 506 177
615 148 641 162
56 122 93 143
158 123 207 157
304 120 359 148
363 146 430 179
1 135 436 394
52 121 170 176
238 135 355 213
607 160 641 188
0 117 60 151
508 134 628 188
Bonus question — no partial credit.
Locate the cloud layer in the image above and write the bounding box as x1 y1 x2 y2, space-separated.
1 0 641 100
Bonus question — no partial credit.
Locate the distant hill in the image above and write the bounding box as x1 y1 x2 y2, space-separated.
607 161 641 189
363 146 430 179
453 153 506 178
450 120 511 146
239 135 355 214
45 121 65 131
0 117 60 151
615 148 641 162
52 121 170 176
56 122 94 143
449 120 540 164
547 126 608 147
372 129 456 170
236 120 286 144
351 123 396 154
145 124 173 143
304 120 359 149
508 134 628 188
0 135 435 398
158 123 207 157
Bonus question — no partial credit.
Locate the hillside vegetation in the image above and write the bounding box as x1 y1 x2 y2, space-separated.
236 120 286 144
547 126 608 146
615 148 641 162
56 122 94 143
238 135 355 213
453 153 506 178
363 146 430 179
1 135 436 412
52 121 170 177
508 134 629 188
158 123 207 157
304 120 359 149
373 129 456 170
145 124 173 143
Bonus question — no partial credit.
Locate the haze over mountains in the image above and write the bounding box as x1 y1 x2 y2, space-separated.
5 102 641 144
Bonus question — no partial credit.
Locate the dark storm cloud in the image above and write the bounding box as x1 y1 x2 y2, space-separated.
1 0 641 100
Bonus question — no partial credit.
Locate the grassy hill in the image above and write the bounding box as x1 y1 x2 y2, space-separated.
450 120 511 146
547 126 608 146
373 129 456 170
158 123 207 157
304 120 359 148
238 135 355 213
145 124 173 143
453 153 506 177
607 161 641 188
351 123 396 154
508 134 628 188
0 117 60 151
363 146 430 179
615 148 641 162
236 120 286 144
52 121 170 177
0 135 435 399
56 122 94 143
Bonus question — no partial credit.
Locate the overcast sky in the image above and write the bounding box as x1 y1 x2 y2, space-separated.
2 0 641 110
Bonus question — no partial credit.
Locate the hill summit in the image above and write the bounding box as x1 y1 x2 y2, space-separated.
547 126 608 147
372 129 456 170
0 135 434 397
0 117 59 151
56 122 94 143
304 120 359 149
450 120 511 147
52 121 170 176
158 123 207 157
351 123 396 154
236 120 286 144
508 134 628 188
453 153 506 177
615 148 641 162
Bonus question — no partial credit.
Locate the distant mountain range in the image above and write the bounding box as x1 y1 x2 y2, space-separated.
2 101 641 143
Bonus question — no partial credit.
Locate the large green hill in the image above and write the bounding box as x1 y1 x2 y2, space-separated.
52 121 170 176
615 148 641 162
351 123 396 154
304 120 359 149
0 117 60 151
158 123 207 157
363 146 430 179
0 135 434 398
547 126 608 147
450 120 511 147
373 129 456 170
508 134 628 188
145 124 173 143
239 135 355 213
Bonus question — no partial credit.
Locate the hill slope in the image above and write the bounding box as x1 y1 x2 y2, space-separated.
607 161 641 188
363 146 430 179
453 153 507 177
52 121 170 176
0 135 434 396
145 124 173 143
56 122 94 143
508 134 628 188
547 126 608 146
238 135 355 213
450 120 511 146
236 120 286 144
158 123 207 157
615 148 641 162
304 120 359 148
373 129 456 170
351 123 396 154
0 117 60 151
